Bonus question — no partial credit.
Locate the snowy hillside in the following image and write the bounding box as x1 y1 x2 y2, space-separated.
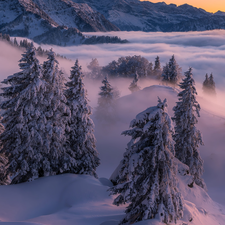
0 72 224 224
0 173 224 224
0 33 225 224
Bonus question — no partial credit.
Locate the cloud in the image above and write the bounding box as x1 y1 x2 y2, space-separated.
36 30 225 90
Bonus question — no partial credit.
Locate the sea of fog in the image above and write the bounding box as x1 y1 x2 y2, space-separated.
0 30 225 205
54 30 225 89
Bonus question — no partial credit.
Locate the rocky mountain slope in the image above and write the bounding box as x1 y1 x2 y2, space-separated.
32 0 119 32
72 0 225 32
0 0 125 45
0 0 119 37
2 0 225 45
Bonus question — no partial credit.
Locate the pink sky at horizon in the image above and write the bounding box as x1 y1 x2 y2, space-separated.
141 0 225 13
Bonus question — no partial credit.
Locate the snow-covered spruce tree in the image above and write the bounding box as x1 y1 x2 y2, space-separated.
95 76 118 122
129 72 141 93
167 55 182 86
64 59 100 178
0 117 9 185
42 49 70 175
173 67 206 190
153 56 162 78
110 98 184 225
0 45 49 184
162 63 170 85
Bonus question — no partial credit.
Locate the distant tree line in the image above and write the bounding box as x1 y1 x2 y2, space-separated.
0 33 68 60
87 55 216 96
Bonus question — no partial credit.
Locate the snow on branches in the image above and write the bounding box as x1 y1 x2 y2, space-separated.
110 98 184 224
173 67 206 190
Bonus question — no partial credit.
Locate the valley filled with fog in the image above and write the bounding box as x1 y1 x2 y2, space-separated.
0 30 225 224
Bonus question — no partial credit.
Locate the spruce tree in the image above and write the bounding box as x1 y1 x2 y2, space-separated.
202 73 209 93
153 56 162 78
64 59 100 178
129 72 141 93
203 73 216 95
209 73 216 94
162 63 170 84
0 117 9 185
0 45 48 184
168 55 182 85
95 76 117 122
110 98 184 224
42 49 70 175
173 68 206 190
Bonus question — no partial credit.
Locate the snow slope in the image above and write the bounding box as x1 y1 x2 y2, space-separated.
0 174 125 225
0 173 224 225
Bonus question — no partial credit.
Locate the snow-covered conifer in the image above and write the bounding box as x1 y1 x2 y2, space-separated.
95 76 118 122
110 98 184 224
64 59 100 178
162 63 170 84
209 73 216 94
42 49 70 175
153 56 162 78
13 38 18 47
129 72 141 93
0 118 9 185
167 55 182 85
173 68 206 190
0 45 49 184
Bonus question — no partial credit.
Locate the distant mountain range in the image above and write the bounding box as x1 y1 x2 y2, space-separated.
1 0 225 45
72 0 225 32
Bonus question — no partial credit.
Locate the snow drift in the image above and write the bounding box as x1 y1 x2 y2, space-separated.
0 173 224 225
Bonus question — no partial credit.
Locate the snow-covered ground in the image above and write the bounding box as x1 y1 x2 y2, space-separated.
0 173 224 225
0 30 225 224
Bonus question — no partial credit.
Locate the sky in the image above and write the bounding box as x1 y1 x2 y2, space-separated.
142 0 225 13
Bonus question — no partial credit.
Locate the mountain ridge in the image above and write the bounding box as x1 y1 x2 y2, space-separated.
1 0 225 45
71 0 225 32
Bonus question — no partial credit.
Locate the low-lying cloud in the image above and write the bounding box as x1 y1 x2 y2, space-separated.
35 30 225 90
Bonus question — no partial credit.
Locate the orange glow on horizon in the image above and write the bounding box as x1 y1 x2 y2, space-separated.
140 0 225 13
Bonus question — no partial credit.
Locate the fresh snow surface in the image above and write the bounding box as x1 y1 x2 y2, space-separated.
0 173 224 225
0 174 125 225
